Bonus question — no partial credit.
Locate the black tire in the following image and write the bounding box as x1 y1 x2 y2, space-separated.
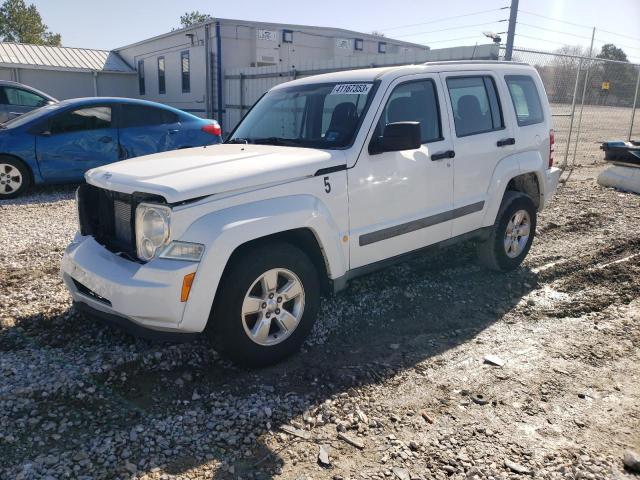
477 191 537 271
207 242 320 367
0 156 31 199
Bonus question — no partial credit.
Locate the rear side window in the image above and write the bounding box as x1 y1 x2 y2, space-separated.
505 75 544 126
120 105 178 128
50 107 112 134
3 87 47 107
377 79 441 143
446 76 503 137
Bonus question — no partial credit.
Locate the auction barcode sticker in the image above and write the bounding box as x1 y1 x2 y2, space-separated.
330 83 372 95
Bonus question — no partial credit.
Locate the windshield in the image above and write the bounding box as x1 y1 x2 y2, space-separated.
1 104 58 129
228 82 376 149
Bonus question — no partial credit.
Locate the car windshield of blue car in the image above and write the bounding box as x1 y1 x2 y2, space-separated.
227 82 376 149
1 104 59 129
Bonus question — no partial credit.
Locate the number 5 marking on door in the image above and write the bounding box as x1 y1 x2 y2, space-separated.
324 176 331 193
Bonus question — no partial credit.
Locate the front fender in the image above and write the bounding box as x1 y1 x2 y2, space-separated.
178 194 345 332
481 150 545 227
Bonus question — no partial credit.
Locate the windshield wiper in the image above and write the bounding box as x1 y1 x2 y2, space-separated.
253 137 301 146
226 137 250 144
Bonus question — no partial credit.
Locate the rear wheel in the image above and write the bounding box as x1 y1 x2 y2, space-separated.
477 191 537 271
207 242 320 366
0 157 30 199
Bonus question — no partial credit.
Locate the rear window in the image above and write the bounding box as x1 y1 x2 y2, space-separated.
505 75 544 126
120 104 178 128
2 87 47 107
446 76 504 137
50 107 111 134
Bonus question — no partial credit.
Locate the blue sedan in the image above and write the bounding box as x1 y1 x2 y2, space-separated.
0 97 222 198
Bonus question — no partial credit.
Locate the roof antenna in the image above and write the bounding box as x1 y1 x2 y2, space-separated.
471 42 478 60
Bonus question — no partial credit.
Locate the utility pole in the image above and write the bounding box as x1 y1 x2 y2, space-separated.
505 0 519 61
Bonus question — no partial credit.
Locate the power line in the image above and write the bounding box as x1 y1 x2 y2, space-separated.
379 7 508 33
517 21 594 41
594 38 640 52
419 35 488 45
596 28 640 43
518 9 593 30
515 33 575 46
393 20 507 39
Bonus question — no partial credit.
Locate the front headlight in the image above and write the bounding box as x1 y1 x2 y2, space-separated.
135 203 171 261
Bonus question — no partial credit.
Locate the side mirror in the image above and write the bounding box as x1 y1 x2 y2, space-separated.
370 121 421 155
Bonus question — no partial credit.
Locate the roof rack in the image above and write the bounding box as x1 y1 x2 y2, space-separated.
422 60 529 66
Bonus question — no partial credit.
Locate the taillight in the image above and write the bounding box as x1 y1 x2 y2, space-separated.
548 129 555 168
202 122 221 137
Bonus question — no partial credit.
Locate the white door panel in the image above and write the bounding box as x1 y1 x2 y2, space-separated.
441 71 515 237
349 74 454 269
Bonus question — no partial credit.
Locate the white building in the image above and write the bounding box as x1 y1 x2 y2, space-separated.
0 18 499 133
114 18 431 126
0 42 136 99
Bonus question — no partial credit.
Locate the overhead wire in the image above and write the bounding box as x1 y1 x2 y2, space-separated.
518 9 593 30
516 21 594 41
378 7 508 33
393 20 507 39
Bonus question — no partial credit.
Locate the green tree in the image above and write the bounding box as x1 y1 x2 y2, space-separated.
179 11 212 28
596 43 628 62
0 0 61 46
593 43 636 105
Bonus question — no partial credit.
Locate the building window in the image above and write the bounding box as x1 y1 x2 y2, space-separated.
282 29 293 43
137 60 145 95
378 42 387 54
157 56 166 94
354 38 363 51
181 50 190 93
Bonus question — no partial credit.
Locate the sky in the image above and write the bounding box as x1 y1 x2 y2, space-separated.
29 0 640 63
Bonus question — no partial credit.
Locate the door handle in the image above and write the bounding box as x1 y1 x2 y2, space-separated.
99 136 113 143
431 150 455 161
497 137 516 147
168 129 180 135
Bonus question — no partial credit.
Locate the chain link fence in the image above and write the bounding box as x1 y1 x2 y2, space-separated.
224 44 640 170
506 47 640 168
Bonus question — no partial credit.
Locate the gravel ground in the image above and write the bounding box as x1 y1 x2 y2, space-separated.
1 166 639 480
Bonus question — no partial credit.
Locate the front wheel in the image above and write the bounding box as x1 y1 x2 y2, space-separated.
0 157 30 199
477 191 537 271
207 242 320 366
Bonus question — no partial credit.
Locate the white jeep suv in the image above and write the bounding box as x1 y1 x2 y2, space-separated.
61 61 561 365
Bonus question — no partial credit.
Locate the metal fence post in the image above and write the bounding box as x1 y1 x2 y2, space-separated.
571 27 596 165
629 67 640 141
563 58 583 168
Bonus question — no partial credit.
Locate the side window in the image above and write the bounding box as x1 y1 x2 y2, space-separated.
138 60 145 95
446 76 503 137
377 79 441 143
50 107 112 134
181 51 190 93
120 105 178 128
4 87 47 107
158 56 166 94
505 75 544 126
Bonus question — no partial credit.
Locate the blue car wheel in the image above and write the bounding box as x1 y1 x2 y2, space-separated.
0 156 31 199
